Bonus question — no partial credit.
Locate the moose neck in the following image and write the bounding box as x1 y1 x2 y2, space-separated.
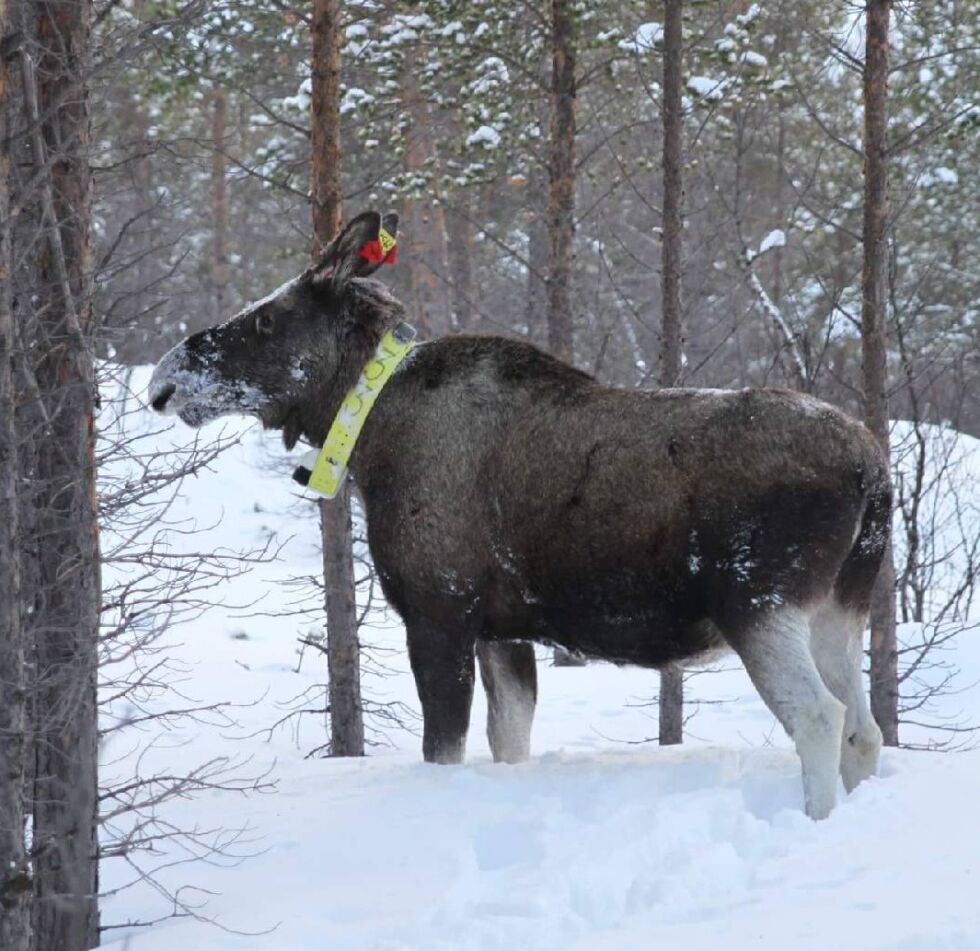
295 317 413 452
295 282 408 450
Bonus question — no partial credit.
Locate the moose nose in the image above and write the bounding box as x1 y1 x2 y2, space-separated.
150 382 177 412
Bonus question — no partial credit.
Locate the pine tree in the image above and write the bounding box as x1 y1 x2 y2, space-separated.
547 0 577 363
0 5 31 944
862 0 898 745
311 0 364 757
22 0 101 943
658 0 685 745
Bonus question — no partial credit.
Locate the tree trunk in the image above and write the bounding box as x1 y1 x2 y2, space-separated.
319 485 364 756
27 0 101 944
446 198 474 331
210 89 228 323
399 52 451 337
525 160 549 343
547 0 586 668
770 17 790 308
130 98 154 358
0 9 32 943
861 0 898 746
547 0 576 363
658 0 685 745
311 0 364 757
525 50 550 346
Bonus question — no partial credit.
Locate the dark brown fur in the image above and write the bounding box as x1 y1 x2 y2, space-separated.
352 337 890 665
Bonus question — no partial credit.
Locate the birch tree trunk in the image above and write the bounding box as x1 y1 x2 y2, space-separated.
861 0 898 746
27 0 101 944
0 8 32 942
311 0 364 757
658 0 685 745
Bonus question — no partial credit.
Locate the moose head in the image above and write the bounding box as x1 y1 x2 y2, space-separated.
148 210 403 449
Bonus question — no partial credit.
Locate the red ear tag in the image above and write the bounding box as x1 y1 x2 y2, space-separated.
358 226 397 266
358 239 385 263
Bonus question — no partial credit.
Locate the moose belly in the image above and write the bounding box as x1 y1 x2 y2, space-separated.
536 608 724 668
481 563 723 668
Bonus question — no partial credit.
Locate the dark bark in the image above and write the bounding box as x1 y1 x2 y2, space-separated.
446 199 474 331
525 161 549 343
861 0 898 747
769 12 790 309
210 89 228 323
658 0 685 745
319 485 365 756
399 52 451 337
311 0 342 258
26 0 101 944
311 0 364 756
547 0 586 668
659 0 684 388
658 665 684 745
525 54 550 346
771 98 786 307
0 8 32 942
547 0 576 363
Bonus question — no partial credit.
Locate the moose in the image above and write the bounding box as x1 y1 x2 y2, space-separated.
149 210 890 820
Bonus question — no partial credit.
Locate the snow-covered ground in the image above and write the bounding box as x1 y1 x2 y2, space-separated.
99 371 980 951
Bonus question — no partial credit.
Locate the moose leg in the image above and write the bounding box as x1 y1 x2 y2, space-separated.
407 621 475 764
809 600 883 792
731 607 846 820
477 640 537 764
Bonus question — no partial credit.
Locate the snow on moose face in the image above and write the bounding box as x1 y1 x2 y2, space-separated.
148 210 402 439
148 273 331 430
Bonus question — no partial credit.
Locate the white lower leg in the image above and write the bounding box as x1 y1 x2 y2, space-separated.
840 710 882 792
795 695 847 819
809 600 883 793
487 694 534 763
735 607 845 820
478 643 535 764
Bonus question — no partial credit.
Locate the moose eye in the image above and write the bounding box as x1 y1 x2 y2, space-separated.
255 312 275 338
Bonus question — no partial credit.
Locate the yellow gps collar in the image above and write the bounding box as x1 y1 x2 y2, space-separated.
293 321 417 498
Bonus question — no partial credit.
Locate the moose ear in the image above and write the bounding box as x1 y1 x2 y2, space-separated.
310 210 398 291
